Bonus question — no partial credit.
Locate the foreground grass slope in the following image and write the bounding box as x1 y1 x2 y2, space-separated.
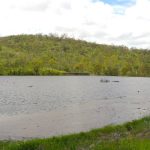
0 116 149 150
0 34 150 76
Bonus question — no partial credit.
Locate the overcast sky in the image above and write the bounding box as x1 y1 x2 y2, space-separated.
0 0 150 49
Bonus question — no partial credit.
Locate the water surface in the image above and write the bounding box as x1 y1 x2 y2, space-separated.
0 76 149 139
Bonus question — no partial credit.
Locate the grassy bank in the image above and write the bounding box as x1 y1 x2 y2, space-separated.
0 116 149 150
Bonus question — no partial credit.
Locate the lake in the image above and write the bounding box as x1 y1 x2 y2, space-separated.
0 76 150 140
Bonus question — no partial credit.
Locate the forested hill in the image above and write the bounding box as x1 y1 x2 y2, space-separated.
0 34 149 76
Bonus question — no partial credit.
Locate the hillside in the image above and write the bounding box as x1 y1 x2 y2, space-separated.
0 34 149 76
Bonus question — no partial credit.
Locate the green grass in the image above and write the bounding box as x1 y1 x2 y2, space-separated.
0 116 149 150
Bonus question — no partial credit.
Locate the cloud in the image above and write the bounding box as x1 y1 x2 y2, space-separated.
0 0 150 49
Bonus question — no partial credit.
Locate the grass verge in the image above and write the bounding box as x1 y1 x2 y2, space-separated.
0 116 149 150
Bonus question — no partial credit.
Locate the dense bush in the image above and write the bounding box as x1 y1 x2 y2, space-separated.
0 34 149 76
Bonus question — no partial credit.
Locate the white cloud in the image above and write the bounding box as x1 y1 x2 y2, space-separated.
0 0 150 49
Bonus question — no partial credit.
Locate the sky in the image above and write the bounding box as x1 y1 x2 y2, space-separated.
0 0 150 49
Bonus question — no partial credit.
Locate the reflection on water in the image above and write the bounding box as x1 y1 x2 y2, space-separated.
0 76 149 139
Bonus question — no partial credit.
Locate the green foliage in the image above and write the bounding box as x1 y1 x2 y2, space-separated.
39 68 66 75
0 45 2 51
0 34 150 76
